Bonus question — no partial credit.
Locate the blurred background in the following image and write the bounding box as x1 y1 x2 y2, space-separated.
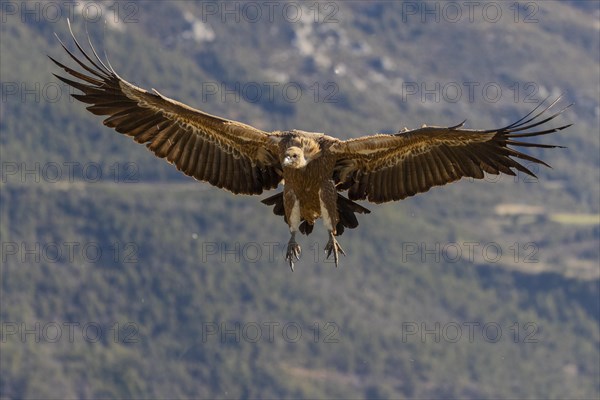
1 1 598 398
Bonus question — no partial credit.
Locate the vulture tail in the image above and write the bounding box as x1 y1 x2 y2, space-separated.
261 192 370 236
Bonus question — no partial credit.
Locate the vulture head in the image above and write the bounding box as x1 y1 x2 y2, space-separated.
282 147 308 169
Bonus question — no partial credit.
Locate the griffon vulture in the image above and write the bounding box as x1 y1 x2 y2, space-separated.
50 22 571 270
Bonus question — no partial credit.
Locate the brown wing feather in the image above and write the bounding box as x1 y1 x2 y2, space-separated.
331 98 571 203
50 22 282 195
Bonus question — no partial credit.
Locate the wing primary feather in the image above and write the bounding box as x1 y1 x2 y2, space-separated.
51 70 102 92
196 141 212 180
442 145 466 176
50 56 105 85
85 103 136 115
510 160 537 178
373 171 384 202
59 25 108 79
227 153 237 191
166 127 190 163
66 19 112 77
85 101 137 115
504 147 551 168
502 105 573 134
188 138 204 178
229 156 241 193
178 134 195 173
390 164 400 200
218 152 231 188
104 109 147 128
84 22 113 76
421 154 437 185
146 122 174 153
209 145 221 185
490 94 559 132
405 161 417 197
52 36 109 81
504 123 572 139
456 147 480 177
130 116 166 140
504 140 565 149
430 148 452 182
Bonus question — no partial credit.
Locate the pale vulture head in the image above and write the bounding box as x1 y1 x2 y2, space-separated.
282 146 308 169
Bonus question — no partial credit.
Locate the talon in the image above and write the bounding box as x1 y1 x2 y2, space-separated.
286 239 301 271
324 232 345 268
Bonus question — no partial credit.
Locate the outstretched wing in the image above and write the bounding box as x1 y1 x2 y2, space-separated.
50 21 282 195
330 98 571 203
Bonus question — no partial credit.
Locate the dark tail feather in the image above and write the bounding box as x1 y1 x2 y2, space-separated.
261 192 285 215
335 193 370 235
261 192 313 234
261 192 370 236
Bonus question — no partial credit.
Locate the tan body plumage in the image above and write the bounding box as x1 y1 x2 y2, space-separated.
51 22 571 271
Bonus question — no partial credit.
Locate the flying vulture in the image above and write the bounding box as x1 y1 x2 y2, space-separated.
50 22 571 271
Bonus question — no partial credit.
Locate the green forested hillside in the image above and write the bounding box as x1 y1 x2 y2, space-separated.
1 1 598 399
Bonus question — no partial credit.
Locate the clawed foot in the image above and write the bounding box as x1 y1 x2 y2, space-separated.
286 238 301 271
324 232 345 267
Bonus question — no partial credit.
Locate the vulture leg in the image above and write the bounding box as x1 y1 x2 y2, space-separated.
286 232 301 272
283 191 302 271
324 231 345 267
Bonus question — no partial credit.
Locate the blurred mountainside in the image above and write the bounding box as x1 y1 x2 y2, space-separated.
1 1 599 399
